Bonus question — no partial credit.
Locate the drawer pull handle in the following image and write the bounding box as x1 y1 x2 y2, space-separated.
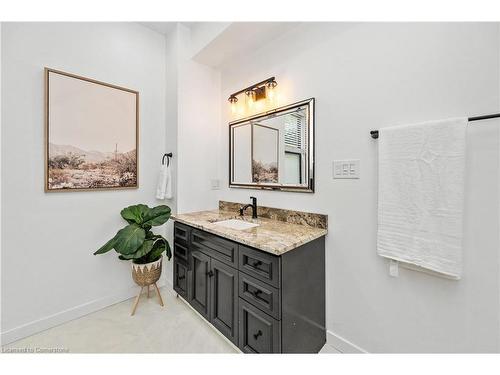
175 230 187 239
251 260 262 267
207 270 214 277
253 330 263 340
178 275 186 280
251 289 262 297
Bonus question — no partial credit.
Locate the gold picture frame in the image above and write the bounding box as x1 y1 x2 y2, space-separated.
44 68 139 192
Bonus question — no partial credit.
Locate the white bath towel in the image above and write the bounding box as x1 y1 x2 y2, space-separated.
377 118 467 279
156 161 172 200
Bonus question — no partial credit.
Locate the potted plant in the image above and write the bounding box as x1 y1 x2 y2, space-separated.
93 204 172 314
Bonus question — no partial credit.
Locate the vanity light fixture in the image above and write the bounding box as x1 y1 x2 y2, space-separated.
227 77 277 110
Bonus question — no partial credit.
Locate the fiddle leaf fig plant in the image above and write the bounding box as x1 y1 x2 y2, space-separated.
94 204 172 264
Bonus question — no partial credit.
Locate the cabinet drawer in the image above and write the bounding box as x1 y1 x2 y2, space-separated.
239 245 280 288
174 222 190 244
191 229 238 268
239 272 280 320
239 299 281 353
174 241 189 264
173 258 188 299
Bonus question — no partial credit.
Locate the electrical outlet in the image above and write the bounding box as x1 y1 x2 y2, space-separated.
333 160 360 179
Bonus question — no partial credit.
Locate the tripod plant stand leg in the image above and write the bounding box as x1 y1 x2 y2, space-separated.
153 282 164 307
131 286 144 316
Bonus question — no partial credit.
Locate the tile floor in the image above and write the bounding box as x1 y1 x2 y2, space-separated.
2 287 339 354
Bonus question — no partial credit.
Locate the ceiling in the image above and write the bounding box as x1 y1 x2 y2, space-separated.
192 22 301 68
138 22 214 35
138 22 302 68
138 22 177 35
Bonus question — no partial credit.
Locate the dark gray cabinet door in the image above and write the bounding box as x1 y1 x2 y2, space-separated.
239 299 281 353
210 259 238 345
189 250 211 320
173 258 189 299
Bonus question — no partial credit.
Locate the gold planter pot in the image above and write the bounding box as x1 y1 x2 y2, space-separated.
132 257 162 286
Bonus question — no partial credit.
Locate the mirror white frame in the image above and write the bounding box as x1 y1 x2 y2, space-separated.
229 98 315 193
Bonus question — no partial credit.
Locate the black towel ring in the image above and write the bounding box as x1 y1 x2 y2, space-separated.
162 153 173 167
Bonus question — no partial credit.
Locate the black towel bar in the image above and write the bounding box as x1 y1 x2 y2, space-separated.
370 113 500 139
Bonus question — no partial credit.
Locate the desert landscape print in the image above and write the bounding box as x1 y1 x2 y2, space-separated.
252 159 278 183
252 124 279 183
46 69 138 191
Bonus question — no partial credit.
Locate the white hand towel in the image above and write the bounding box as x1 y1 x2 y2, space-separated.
156 162 172 200
377 117 467 279
164 162 172 199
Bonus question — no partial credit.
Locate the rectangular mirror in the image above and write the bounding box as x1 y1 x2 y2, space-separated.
230 98 314 192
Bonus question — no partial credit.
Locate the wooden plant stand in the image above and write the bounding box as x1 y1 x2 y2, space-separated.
131 282 164 316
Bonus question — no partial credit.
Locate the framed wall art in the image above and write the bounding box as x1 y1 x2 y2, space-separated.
45 68 139 191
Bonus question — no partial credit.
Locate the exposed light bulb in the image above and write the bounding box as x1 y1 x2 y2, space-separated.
266 80 277 106
228 95 238 115
245 90 255 109
267 90 275 107
268 89 275 100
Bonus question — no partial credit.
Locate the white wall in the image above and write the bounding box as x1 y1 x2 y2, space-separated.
176 24 222 213
218 23 500 352
161 25 180 287
1 22 168 344
496 116 500 351
0 22 3 345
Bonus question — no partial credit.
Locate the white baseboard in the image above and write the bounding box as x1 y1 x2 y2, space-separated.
1 281 166 346
326 330 367 353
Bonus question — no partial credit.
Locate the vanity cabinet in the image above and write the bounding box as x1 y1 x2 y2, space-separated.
173 221 326 353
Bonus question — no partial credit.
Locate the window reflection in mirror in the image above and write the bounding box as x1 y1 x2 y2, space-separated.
230 98 314 192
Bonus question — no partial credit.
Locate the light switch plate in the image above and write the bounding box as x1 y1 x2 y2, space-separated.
210 179 220 190
333 159 360 179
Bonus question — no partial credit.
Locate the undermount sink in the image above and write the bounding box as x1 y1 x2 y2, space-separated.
212 219 260 231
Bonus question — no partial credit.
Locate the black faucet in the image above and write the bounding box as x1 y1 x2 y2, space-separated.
239 197 258 219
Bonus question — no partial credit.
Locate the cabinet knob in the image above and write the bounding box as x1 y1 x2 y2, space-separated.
253 330 263 340
178 275 186 280
207 270 214 277
251 260 262 268
251 289 262 297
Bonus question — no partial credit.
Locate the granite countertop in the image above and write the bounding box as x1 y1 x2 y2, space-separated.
171 209 328 256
